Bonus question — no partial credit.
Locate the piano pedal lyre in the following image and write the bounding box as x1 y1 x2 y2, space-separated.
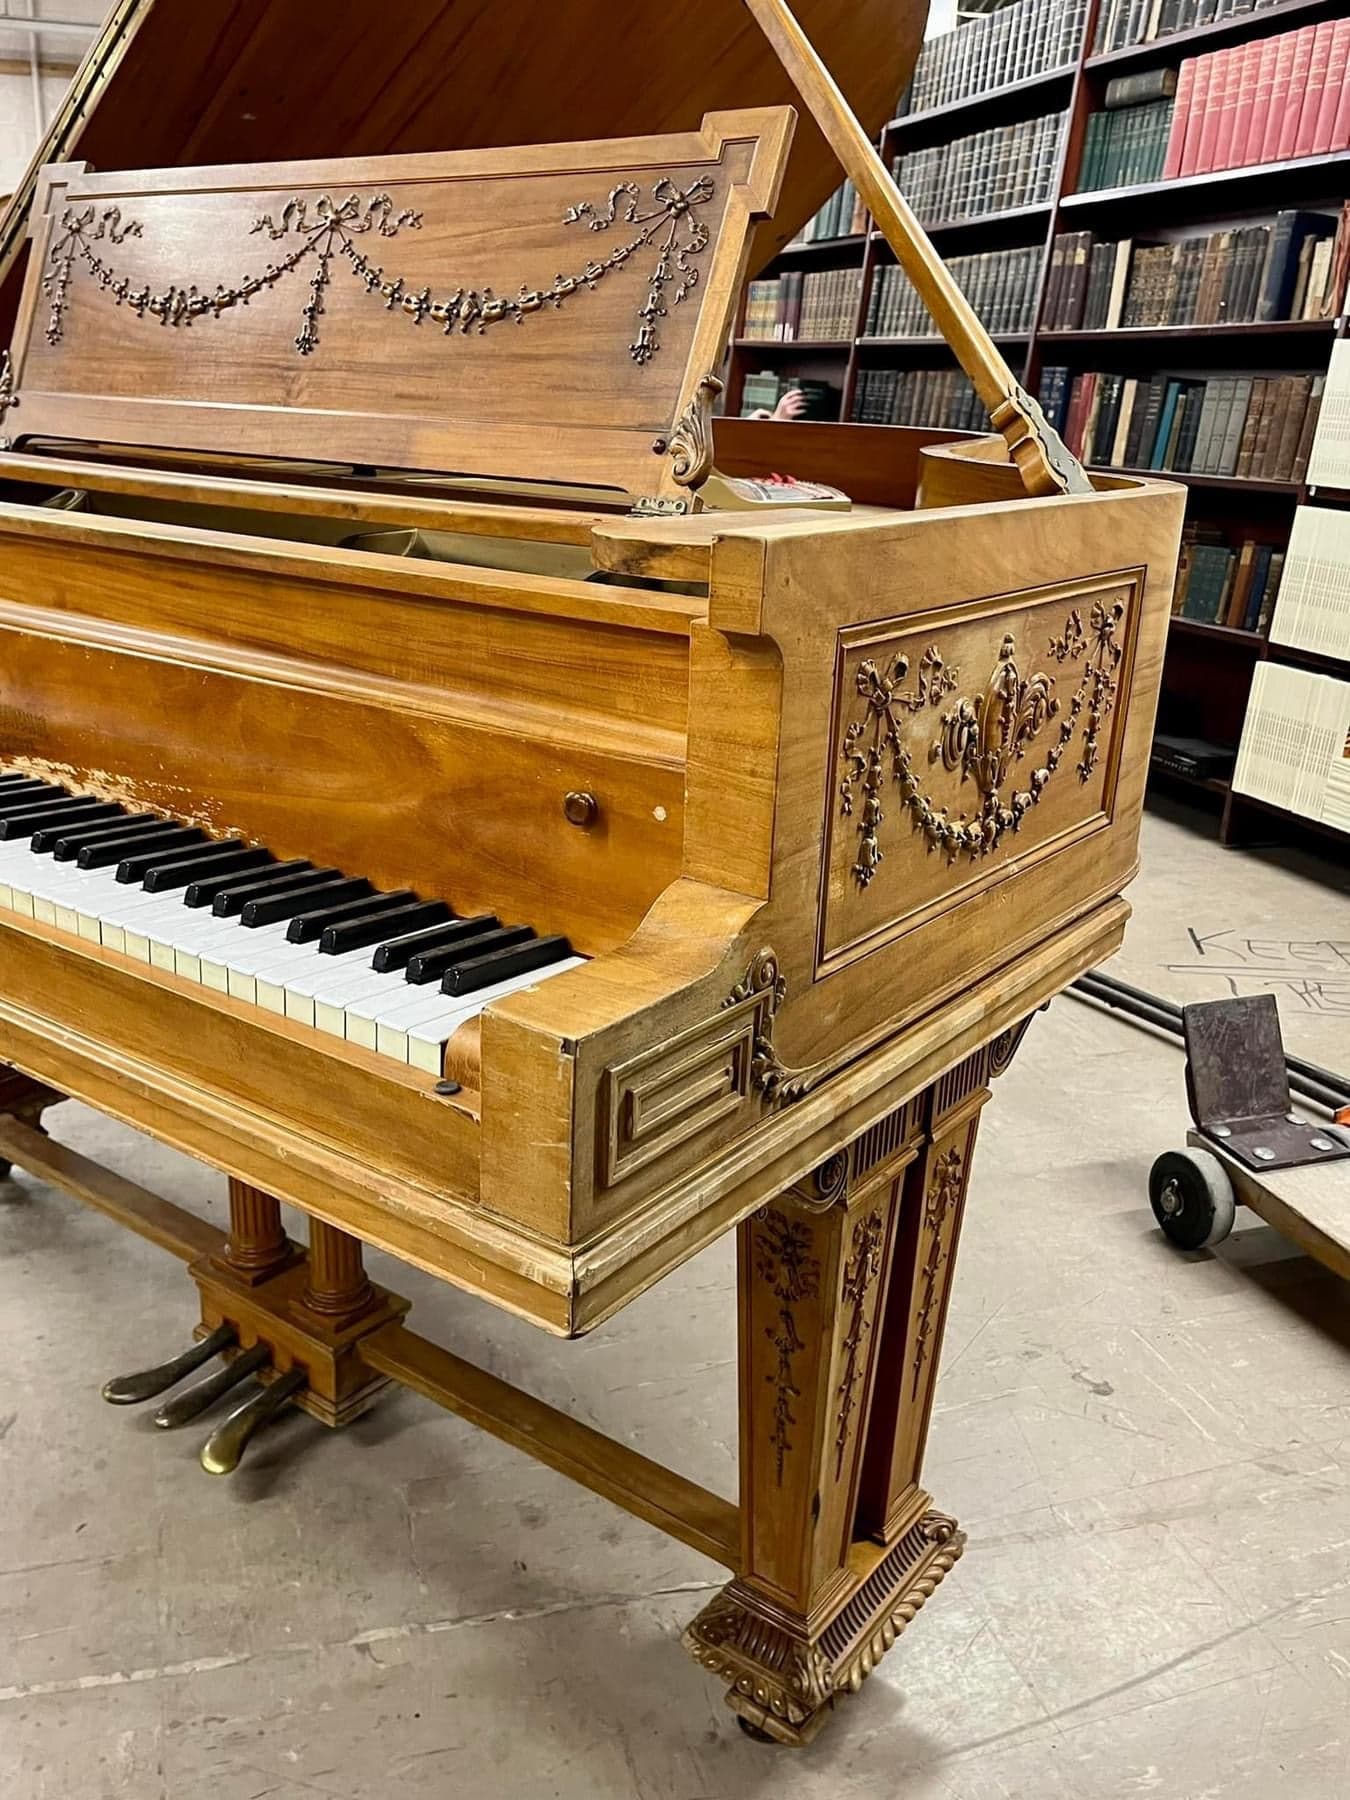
179 1200 407 1473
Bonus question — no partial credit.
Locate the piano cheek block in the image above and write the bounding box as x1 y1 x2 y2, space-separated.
0 7 1183 1750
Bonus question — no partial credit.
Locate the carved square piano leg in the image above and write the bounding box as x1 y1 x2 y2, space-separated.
685 1047 1000 1746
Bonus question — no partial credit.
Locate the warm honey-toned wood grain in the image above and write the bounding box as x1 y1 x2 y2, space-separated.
9 116 790 499
0 0 925 330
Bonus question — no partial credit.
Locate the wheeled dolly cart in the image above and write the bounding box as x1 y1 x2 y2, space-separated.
1146 993 1350 1270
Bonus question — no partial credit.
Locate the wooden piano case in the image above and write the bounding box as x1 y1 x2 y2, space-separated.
0 0 1184 1751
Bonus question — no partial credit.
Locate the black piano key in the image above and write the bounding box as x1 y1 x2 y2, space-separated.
78 822 200 870
406 923 532 987
286 887 415 945
241 875 369 929
0 773 41 787
371 913 497 974
41 813 159 857
0 798 122 840
141 842 268 893
208 861 321 916
0 780 61 811
441 934 573 998
322 898 449 957
38 813 153 853
110 828 209 880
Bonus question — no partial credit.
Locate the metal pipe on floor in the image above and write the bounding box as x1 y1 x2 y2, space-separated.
1069 973 1350 1116
1083 969 1350 1101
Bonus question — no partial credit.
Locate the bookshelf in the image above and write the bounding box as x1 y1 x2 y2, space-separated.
722 0 1350 852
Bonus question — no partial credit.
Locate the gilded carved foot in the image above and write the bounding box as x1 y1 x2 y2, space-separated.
684 1510 965 1746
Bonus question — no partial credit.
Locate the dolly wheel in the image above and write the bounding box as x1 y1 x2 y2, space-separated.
1148 1149 1236 1250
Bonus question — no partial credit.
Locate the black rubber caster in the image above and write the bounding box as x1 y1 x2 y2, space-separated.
736 1717 777 1744
1148 1148 1236 1250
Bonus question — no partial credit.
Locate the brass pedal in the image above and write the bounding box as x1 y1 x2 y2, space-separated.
101 1323 238 1405
153 1342 270 1428
200 1366 307 1475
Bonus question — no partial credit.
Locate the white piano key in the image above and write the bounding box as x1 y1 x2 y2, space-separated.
315 968 406 1040
402 959 586 1070
282 950 395 1026
374 957 586 1066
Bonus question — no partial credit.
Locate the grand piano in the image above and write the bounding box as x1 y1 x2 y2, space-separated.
0 0 1183 1746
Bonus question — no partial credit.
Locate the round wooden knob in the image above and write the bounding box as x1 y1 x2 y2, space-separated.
564 790 598 828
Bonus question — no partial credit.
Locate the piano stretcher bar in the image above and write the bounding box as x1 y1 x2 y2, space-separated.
0 1111 738 1567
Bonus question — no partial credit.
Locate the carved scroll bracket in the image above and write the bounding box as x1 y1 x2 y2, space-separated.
656 372 722 487
722 947 810 1108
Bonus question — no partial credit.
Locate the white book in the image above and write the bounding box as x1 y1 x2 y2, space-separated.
1307 339 1350 491
1268 507 1350 666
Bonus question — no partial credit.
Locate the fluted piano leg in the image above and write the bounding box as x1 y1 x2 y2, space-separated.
302 1218 376 1326
685 1041 1012 1746
218 1178 293 1283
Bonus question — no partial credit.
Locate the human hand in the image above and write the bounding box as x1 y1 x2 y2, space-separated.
771 387 808 421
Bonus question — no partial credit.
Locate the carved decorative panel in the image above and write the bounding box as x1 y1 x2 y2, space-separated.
818 572 1141 972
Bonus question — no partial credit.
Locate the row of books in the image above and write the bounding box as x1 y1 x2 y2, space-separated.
1163 19 1350 179
898 0 1087 116
738 371 839 420
1094 0 1286 57
1039 366 1324 481
741 268 861 342
1233 662 1350 833
1042 208 1349 331
784 181 867 248
1077 96 1172 190
1269 507 1350 663
865 246 1042 339
892 112 1065 225
851 367 983 431
1172 528 1284 632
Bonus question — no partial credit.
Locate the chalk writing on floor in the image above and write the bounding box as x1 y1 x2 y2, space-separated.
1168 930 1350 1016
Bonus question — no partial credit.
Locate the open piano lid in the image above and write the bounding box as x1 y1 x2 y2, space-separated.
0 0 925 322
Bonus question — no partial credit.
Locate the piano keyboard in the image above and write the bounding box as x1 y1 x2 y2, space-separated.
0 775 583 1076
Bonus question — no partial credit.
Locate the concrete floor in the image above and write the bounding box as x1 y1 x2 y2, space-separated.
1 801 1348 1800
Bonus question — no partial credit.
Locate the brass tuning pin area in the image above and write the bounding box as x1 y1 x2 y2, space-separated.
200 1367 307 1475
102 1323 238 1405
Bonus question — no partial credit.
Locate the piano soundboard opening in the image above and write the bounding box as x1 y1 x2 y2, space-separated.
0 773 585 1080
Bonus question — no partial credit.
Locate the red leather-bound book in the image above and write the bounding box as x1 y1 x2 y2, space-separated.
1180 56 1213 177
1214 42 1255 171
1311 18 1350 156
1260 30 1300 166
1196 48 1233 174
1334 45 1350 150
1294 20 1338 159
1235 37 1278 171
1163 58 1197 181
1276 28 1317 163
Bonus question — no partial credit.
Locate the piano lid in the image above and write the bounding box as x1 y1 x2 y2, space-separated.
0 0 925 331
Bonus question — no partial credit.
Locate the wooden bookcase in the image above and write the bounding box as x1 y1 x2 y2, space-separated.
723 0 1350 849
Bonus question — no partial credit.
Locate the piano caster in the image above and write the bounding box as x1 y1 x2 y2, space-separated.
101 1322 239 1405
152 1340 270 1428
736 1718 779 1746
199 1366 307 1475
